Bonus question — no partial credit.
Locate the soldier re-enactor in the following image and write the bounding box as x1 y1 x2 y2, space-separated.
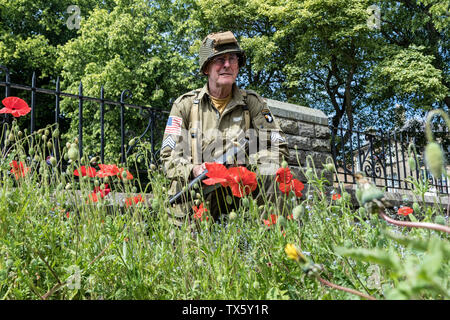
161 31 289 225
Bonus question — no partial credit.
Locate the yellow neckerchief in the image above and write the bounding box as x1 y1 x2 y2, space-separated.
210 93 232 115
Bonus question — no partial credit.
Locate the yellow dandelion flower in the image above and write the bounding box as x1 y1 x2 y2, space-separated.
284 244 307 263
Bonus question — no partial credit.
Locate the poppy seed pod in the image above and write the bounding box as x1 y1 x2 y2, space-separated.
425 142 444 179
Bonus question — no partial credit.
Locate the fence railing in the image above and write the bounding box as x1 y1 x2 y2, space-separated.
330 123 449 195
0 65 169 167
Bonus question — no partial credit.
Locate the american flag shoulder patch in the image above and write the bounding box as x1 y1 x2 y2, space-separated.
161 135 176 150
271 131 285 143
164 116 182 136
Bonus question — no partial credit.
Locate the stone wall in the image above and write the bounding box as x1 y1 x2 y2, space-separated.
267 99 333 183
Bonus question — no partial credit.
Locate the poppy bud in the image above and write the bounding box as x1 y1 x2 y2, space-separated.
121 170 128 179
94 180 100 187
49 157 57 166
44 129 50 136
425 142 444 179
151 198 160 210
408 156 416 171
66 142 71 149
128 138 136 147
412 202 420 213
305 168 313 180
252 281 260 290
150 164 156 170
42 135 47 142
47 141 53 149
293 205 304 220
355 188 363 205
34 155 40 162
190 190 196 198
277 215 286 227
64 153 69 161
194 199 200 206
8 133 14 142
361 186 384 205
325 162 335 172
68 145 79 161
226 195 233 205
65 183 71 190
242 197 249 207
281 160 288 168
229 211 237 220
434 215 446 226
18 131 23 138
196 192 201 200
52 128 59 138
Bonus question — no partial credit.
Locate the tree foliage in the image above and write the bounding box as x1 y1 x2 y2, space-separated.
1 0 448 160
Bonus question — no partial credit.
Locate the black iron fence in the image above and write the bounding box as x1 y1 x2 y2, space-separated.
0 65 169 168
330 123 450 195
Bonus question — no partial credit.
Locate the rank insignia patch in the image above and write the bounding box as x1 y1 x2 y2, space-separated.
261 109 273 123
161 135 176 150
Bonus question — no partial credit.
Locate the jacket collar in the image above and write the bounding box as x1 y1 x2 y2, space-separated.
198 83 245 107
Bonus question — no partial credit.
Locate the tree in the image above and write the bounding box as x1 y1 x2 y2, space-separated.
57 0 203 161
186 0 448 132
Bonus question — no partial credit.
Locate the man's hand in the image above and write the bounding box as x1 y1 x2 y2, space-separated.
193 163 207 177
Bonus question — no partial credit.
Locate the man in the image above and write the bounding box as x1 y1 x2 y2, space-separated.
161 31 289 224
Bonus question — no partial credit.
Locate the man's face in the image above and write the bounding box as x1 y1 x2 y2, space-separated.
204 53 239 89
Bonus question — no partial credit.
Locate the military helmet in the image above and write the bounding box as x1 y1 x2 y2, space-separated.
199 31 246 75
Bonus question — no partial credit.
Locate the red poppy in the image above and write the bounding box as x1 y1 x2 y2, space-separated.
263 214 278 227
287 213 294 220
94 183 110 198
202 163 258 198
275 167 293 184
74 166 97 177
96 164 120 178
332 194 341 200
125 194 144 208
9 160 30 179
118 168 134 180
88 192 99 203
203 162 230 187
397 206 413 216
66 212 70 218
278 178 304 197
0 97 31 117
227 166 258 198
192 203 208 221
